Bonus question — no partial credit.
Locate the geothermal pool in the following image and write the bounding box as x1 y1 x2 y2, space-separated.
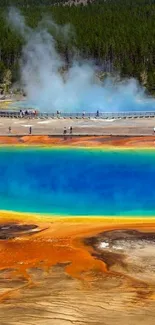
0 147 155 216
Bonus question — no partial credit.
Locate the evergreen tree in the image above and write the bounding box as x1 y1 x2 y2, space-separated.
0 0 155 92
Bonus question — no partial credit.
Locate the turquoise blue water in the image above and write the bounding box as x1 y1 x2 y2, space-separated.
0 147 155 216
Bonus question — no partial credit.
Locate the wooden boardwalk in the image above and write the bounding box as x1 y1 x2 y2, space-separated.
0 110 155 119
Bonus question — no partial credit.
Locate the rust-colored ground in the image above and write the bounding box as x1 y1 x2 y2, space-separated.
0 212 153 283
0 212 155 324
0 134 155 148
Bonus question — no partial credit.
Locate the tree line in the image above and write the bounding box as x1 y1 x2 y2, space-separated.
0 0 155 94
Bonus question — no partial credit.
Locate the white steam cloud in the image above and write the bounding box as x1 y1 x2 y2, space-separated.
8 8 155 112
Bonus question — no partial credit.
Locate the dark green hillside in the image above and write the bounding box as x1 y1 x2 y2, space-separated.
0 0 155 93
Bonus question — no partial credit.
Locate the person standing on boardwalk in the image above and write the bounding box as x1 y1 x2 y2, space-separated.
29 126 32 135
69 126 73 139
8 126 11 134
63 127 67 135
63 127 67 140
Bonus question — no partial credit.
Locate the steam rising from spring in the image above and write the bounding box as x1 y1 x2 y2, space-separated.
8 8 155 112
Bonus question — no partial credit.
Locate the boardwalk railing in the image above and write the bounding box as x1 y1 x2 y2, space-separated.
0 110 155 119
